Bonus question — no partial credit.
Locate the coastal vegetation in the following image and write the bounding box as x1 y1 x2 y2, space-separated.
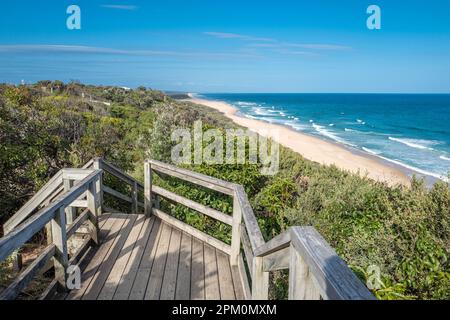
0 81 449 299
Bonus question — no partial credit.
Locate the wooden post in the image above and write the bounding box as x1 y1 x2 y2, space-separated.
251 256 269 300
11 250 23 272
87 179 100 245
288 244 321 300
230 192 242 266
93 158 103 215
132 181 138 214
144 161 152 216
45 223 53 245
63 178 76 224
154 195 160 210
52 207 69 289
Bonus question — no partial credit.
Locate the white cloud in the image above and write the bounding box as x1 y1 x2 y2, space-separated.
205 31 352 55
100 5 138 11
283 43 351 50
0 44 258 59
204 32 275 42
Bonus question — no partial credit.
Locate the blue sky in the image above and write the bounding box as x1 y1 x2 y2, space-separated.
1 0 450 93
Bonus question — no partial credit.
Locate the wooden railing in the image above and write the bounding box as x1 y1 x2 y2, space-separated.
0 158 375 300
0 170 102 300
0 158 146 300
144 160 375 300
94 159 145 214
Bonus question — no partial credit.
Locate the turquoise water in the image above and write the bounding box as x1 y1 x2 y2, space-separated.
200 93 450 181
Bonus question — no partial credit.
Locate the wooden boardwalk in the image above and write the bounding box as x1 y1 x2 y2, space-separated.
0 158 374 300
54 214 245 300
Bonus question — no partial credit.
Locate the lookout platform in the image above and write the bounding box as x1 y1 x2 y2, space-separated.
0 158 374 301
55 214 244 300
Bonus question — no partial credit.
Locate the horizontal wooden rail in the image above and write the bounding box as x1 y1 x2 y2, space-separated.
66 209 90 239
4 168 95 235
263 247 290 272
3 170 64 235
103 185 133 203
254 231 290 257
100 160 144 191
152 185 233 225
0 170 101 262
62 168 94 181
149 159 235 196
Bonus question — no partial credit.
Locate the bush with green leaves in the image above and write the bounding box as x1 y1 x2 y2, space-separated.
1 81 448 299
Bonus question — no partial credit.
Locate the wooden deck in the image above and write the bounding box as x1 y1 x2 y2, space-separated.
1 158 374 301
55 213 245 300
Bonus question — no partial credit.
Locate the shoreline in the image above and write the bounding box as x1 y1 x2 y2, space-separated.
185 95 412 187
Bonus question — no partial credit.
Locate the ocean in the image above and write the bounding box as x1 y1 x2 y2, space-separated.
200 93 450 181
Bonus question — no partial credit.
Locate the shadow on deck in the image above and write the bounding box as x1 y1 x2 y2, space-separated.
53 214 245 300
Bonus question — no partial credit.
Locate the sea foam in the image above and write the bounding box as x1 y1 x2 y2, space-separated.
388 137 437 151
237 101 258 107
312 123 355 147
362 147 382 155
376 155 449 182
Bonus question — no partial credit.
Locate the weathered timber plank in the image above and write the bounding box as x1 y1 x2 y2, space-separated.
82 215 137 300
128 218 163 300
216 250 235 300
66 216 126 299
175 232 192 300
144 161 152 216
230 263 246 300
204 244 220 300
52 207 69 287
230 193 242 266
113 217 156 300
251 257 269 300
160 228 182 300
62 169 95 181
97 215 146 300
63 179 76 224
190 238 205 300
144 223 172 300
152 208 231 255
288 245 320 300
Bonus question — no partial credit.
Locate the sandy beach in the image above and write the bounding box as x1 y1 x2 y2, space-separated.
187 96 411 186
